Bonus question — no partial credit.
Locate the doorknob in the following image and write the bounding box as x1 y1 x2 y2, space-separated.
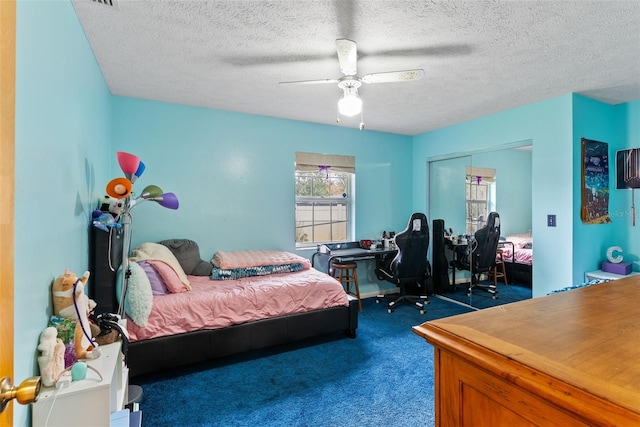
0 376 42 413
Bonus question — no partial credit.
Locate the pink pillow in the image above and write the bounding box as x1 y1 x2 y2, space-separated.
138 261 169 295
146 260 190 293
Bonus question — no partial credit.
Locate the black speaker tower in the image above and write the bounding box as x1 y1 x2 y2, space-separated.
432 219 451 293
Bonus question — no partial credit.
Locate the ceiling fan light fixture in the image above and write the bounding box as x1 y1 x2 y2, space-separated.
280 39 422 124
338 93 362 117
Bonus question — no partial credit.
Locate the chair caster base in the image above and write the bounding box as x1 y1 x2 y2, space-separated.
377 294 427 314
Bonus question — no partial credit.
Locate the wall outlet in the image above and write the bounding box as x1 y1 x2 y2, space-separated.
547 214 556 227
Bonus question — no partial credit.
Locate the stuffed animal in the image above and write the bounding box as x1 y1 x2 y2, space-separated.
97 195 125 217
37 327 66 387
52 269 99 360
90 322 119 346
98 195 114 212
92 210 120 232
108 198 125 217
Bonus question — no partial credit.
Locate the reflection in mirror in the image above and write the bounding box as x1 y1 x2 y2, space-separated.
428 143 533 309
429 155 470 237
465 166 495 235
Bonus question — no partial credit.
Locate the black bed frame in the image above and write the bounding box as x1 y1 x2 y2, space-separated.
505 262 532 286
127 297 359 377
89 227 360 377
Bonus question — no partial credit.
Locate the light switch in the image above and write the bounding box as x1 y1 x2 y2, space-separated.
547 214 556 227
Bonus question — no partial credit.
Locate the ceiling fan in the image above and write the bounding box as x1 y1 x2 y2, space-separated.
279 39 424 128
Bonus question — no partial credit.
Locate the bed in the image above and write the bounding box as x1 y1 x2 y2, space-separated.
499 233 533 286
110 240 358 377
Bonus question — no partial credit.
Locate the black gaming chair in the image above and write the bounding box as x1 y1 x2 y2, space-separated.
452 212 501 299
375 212 431 314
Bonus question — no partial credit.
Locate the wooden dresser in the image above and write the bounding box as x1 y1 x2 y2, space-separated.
413 276 640 426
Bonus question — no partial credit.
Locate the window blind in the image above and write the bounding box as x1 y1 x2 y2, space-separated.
466 166 496 183
295 152 355 173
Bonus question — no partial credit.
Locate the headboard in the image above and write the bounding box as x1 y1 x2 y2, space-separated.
89 226 123 315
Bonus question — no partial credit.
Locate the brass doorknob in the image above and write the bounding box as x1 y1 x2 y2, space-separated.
0 376 42 413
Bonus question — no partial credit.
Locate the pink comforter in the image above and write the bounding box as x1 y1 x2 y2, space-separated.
499 234 533 265
126 268 349 342
500 246 533 265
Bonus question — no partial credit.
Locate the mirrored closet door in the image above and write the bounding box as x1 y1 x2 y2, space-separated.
428 143 533 308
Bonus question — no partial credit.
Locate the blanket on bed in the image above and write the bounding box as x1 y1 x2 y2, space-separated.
212 250 311 270
211 263 305 280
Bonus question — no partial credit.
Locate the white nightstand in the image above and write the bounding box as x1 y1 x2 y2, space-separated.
32 341 128 427
584 269 640 282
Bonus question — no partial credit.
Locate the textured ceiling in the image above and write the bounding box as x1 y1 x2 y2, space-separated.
71 0 640 136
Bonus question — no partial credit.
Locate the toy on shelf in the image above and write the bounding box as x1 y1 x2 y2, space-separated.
37 327 65 387
51 269 100 361
91 210 120 232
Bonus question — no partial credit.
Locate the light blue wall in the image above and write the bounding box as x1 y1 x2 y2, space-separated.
612 101 640 267
572 98 640 278
110 96 413 295
572 95 618 284
14 0 112 425
413 96 575 297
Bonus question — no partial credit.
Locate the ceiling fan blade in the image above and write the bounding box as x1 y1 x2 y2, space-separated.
361 69 425 84
334 0 356 39
279 78 339 85
336 38 357 76
222 53 328 66
366 44 474 58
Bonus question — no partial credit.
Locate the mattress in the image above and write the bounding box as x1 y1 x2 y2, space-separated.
126 268 349 342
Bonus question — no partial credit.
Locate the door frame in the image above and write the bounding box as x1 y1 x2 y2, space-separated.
0 0 16 424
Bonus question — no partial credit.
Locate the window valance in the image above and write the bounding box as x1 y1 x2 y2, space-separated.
295 152 355 173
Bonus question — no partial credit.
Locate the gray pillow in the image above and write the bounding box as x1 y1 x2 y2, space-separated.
158 239 213 276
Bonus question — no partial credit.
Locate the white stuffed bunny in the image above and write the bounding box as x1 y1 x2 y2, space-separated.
37 327 65 387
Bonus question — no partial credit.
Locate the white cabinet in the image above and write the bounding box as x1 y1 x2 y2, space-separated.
585 269 640 282
32 341 128 427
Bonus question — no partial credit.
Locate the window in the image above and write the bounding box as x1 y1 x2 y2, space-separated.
466 166 496 234
295 152 355 248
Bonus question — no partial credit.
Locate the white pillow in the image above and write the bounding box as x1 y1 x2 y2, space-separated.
122 261 153 327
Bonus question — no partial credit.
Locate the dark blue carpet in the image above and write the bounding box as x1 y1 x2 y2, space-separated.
437 282 532 309
135 292 527 426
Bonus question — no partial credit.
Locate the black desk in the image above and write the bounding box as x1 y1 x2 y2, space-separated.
445 238 469 291
312 243 397 275
446 238 514 293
